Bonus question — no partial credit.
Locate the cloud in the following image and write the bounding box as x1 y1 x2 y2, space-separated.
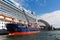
16 0 25 2
36 0 39 2
44 0 46 4
15 0 29 8
38 10 60 28
40 0 46 6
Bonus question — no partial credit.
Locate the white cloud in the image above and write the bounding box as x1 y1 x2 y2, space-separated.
40 0 46 6
44 0 46 4
36 0 39 2
15 0 29 7
38 10 60 28
15 0 25 5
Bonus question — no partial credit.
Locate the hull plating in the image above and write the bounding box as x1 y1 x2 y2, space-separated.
8 31 40 36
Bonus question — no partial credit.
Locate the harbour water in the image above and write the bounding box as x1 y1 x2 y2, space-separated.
0 31 60 40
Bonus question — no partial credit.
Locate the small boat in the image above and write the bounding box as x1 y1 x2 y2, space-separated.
6 23 40 36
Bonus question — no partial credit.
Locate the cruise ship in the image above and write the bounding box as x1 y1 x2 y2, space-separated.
0 0 40 36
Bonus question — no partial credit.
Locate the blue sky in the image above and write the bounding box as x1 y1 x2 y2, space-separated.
14 0 60 28
15 0 60 16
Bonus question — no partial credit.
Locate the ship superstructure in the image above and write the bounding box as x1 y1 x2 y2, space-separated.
0 0 40 36
0 0 37 29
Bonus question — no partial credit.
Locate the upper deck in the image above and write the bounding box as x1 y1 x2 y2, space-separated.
0 0 36 23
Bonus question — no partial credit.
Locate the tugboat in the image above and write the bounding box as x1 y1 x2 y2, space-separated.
6 23 40 36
